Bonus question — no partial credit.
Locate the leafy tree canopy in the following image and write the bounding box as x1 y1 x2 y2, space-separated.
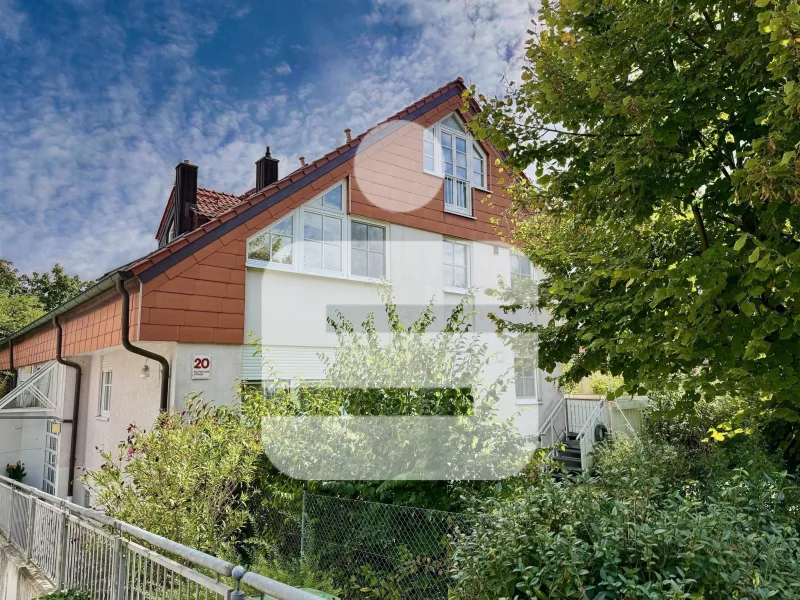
0 259 93 338
466 0 800 427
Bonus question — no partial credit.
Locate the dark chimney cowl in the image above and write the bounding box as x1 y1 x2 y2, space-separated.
256 146 279 191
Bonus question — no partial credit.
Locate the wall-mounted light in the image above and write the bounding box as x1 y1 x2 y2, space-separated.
141 360 150 379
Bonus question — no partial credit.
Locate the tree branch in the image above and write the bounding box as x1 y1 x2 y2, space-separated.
692 203 710 251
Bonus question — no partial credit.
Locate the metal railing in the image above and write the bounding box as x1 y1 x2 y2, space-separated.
566 398 603 434
536 397 567 453
576 400 605 470
0 475 321 600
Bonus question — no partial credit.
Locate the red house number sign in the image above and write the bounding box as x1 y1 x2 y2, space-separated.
192 354 211 380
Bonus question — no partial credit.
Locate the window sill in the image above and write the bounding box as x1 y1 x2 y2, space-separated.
444 208 476 220
247 262 392 286
443 286 469 295
95 415 110 422
515 399 543 406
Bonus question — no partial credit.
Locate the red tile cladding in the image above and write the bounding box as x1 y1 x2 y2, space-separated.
135 81 513 346
8 286 140 367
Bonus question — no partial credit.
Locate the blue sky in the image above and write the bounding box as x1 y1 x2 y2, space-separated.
0 0 535 278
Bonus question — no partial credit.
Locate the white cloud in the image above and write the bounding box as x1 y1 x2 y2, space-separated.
0 0 25 41
275 62 292 75
0 0 535 279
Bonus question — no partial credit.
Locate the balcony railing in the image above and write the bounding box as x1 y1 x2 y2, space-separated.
444 176 471 216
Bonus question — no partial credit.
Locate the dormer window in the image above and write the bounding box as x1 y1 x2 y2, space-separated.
423 113 488 217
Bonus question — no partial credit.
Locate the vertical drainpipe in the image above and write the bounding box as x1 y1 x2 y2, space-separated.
8 338 17 388
53 316 81 500
115 275 170 412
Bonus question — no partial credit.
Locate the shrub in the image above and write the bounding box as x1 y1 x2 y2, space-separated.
38 591 91 600
452 443 800 599
6 460 25 482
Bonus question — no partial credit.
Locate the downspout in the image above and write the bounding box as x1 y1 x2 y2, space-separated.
53 316 81 500
8 338 16 388
114 275 170 412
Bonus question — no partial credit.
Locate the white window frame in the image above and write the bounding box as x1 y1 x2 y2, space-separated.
510 253 536 287
514 355 541 405
349 217 389 283
246 213 296 271
99 369 112 417
302 187 346 275
246 180 391 284
442 238 471 294
422 113 490 218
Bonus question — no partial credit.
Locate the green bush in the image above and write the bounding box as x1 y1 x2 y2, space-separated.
6 460 25 482
452 439 800 599
38 591 91 600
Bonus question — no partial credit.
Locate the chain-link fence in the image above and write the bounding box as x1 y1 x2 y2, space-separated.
260 493 470 600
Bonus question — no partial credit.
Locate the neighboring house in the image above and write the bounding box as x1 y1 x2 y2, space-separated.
0 78 561 504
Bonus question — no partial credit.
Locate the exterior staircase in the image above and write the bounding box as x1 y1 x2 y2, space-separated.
537 397 606 473
553 432 583 472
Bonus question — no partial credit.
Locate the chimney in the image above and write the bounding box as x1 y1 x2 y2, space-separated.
344 128 352 143
299 156 306 167
255 146 279 191
175 160 198 235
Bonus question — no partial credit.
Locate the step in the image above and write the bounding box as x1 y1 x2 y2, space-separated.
554 455 582 470
555 448 581 460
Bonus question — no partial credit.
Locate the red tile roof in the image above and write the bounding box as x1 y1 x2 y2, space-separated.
141 77 473 273
196 188 245 218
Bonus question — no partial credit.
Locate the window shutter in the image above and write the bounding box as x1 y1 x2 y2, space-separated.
241 345 330 381
101 355 113 372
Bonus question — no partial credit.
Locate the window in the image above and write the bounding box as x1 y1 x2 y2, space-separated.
167 221 176 243
511 254 534 286
244 379 291 400
423 128 435 172
423 113 489 216
248 215 294 266
246 181 390 282
99 370 112 416
514 360 539 402
472 144 485 188
351 221 386 279
303 211 343 272
443 240 469 291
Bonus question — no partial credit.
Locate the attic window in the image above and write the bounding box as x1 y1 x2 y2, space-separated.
167 221 176 243
423 113 488 217
247 215 294 266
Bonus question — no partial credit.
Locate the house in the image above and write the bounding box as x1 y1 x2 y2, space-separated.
0 78 561 504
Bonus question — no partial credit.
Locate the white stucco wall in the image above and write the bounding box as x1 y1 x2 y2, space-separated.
72 342 176 506
172 343 243 409
244 222 562 437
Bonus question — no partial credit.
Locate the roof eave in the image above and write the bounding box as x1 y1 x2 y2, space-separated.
0 271 131 347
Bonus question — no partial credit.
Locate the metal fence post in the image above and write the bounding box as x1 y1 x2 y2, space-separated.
55 503 69 590
112 533 126 600
300 489 306 559
24 495 36 561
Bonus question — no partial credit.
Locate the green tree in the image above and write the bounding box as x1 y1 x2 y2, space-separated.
467 0 800 430
0 260 92 338
19 264 93 312
0 292 45 339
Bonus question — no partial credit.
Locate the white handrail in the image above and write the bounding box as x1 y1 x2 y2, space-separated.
576 399 605 470
536 397 566 438
0 474 320 600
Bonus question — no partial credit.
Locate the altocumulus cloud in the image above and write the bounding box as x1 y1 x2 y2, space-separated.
0 0 535 278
